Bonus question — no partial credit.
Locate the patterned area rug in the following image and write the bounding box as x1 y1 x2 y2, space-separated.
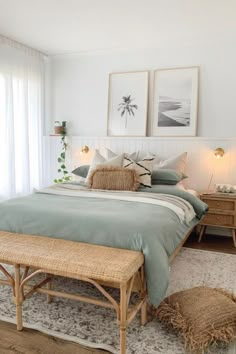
0 248 235 354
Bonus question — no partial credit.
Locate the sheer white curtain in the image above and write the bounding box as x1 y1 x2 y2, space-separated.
0 35 45 200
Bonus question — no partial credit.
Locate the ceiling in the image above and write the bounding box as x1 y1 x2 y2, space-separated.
0 0 235 55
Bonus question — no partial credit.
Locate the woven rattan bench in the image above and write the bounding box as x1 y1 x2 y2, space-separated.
0 231 147 354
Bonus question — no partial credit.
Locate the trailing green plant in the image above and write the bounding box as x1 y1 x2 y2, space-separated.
54 121 71 184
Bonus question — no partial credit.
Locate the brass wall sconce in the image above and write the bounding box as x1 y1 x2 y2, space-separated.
80 145 89 154
214 147 225 159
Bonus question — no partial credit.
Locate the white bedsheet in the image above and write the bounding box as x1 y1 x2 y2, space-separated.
37 184 196 224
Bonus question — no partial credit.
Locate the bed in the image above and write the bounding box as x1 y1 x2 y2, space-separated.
0 182 207 307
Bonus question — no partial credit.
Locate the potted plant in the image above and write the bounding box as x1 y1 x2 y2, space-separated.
54 121 67 135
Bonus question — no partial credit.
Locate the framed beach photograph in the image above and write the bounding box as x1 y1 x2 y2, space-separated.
152 67 199 136
107 71 148 136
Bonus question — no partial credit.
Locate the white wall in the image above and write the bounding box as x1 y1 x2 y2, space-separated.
49 37 236 137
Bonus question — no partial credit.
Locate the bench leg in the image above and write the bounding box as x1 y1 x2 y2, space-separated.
14 264 23 331
120 283 127 354
45 273 52 303
141 301 147 326
140 265 147 326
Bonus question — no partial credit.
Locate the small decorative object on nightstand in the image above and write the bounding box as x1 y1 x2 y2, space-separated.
198 193 236 247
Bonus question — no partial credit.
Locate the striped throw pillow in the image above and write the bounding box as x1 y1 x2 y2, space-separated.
123 156 154 188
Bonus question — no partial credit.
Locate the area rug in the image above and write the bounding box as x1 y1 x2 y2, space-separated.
0 248 235 354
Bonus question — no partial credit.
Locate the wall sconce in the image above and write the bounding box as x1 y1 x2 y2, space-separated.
80 145 89 154
214 147 224 159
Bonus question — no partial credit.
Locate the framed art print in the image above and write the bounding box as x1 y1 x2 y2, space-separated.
152 66 199 136
107 71 148 136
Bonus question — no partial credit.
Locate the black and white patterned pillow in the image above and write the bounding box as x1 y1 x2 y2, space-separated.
123 156 154 188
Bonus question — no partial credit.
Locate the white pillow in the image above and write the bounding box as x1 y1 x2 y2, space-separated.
86 150 124 183
100 147 139 162
123 156 154 188
100 147 117 159
113 149 187 171
98 148 187 173
153 152 187 173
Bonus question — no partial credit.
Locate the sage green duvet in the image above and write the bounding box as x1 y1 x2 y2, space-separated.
0 185 208 307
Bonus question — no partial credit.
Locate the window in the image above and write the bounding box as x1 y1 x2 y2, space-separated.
0 36 45 200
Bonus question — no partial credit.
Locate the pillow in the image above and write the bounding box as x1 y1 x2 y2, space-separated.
100 147 117 159
153 152 187 173
86 150 124 183
101 147 139 162
151 169 187 185
88 166 140 191
155 287 236 353
123 156 154 188
72 165 89 178
73 151 187 178
73 149 135 179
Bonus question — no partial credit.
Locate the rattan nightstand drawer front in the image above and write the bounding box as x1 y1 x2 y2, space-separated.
202 213 234 227
199 193 236 247
201 199 235 211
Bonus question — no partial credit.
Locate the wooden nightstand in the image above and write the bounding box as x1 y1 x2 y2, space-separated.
198 193 236 247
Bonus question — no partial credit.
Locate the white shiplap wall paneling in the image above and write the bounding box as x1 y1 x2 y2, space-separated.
45 136 236 193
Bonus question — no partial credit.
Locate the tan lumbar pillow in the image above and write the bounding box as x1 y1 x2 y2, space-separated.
155 287 236 353
88 166 140 191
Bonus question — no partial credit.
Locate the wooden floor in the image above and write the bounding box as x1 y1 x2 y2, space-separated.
185 232 236 255
0 233 235 354
0 321 109 354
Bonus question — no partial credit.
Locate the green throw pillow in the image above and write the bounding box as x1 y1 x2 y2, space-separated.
72 165 90 178
151 169 187 185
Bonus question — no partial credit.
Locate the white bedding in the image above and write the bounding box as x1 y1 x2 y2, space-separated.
37 183 196 224
73 176 199 198
175 183 199 197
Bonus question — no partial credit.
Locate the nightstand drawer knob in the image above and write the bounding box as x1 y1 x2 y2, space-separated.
216 203 220 206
